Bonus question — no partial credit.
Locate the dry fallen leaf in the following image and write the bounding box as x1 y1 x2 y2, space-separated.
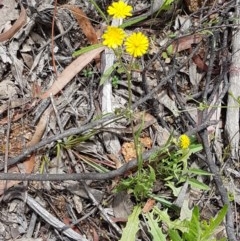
112 191 133 219
40 46 105 99
0 0 19 30
140 136 152 149
121 137 153 162
192 54 208 72
142 198 156 213
0 3 27 42
172 34 214 73
62 4 98 44
172 34 202 53
124 112 157 133
121 142 136 162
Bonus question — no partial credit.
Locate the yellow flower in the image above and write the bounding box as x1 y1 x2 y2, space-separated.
107 0 133 19
178 134 191 149
102 26 126 48
125 32 149 57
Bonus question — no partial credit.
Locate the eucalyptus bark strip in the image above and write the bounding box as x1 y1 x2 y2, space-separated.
225 0 240 158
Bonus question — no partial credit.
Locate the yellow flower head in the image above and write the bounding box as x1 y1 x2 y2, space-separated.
102 26 126 49
125 32 149 57
178 134 191 149
107 0 133 19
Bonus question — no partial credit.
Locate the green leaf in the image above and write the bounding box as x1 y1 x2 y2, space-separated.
183 206 201 241
153 206 188 233
168 229 183 241
100 62 120 85
189 144 203 153
160 0 175 10
161 52 168 59
167 44 173 55
72 43 104 57
88 0 108 23
148 194 174 208
153 207 171 224
39 155 50 174
149 165 156 182
165 181 182 197
119 205 141 241
180 199 193 221
78 155 109 173
133 167 156 200
188 168 213 176
149 132 174 163
144 211 166 241
218 238 227 241
187 178 210 191
120 15 148 28
201 205 228 240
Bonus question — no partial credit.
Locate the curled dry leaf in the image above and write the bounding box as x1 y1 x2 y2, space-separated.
172 34 202 53
0 4 27 42
172 34 214 72
192 54 208 72
61 4 98 44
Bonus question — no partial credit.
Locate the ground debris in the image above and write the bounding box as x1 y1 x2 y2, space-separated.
0 0 238 240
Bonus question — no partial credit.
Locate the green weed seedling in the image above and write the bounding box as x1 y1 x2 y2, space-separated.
116 165 156 201
82 67 94 78
111 75 120 88
39 155 51 174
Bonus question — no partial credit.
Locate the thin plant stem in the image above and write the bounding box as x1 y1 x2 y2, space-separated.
114 49 142 170
89 0 109 23
125 57 144 170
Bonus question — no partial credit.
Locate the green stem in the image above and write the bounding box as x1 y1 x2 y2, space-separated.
89 0 109 23
114 50 143 171
126 59 143 171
